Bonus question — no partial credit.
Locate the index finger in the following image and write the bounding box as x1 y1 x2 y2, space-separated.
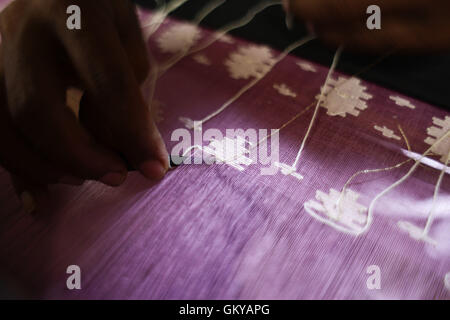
51 1 168 179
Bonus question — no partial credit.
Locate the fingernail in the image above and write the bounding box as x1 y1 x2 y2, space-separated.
100 172 127 186
139 160 167 180
59 176 85 186
20 191 36 215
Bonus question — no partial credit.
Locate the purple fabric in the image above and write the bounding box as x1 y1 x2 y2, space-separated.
0 6 449 299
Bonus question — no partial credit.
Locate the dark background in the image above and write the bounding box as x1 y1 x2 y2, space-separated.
134 0 450 110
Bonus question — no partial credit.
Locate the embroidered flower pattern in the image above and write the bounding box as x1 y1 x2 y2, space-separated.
389 95 416 109
304 188 368 234
424 116 450 162
156 23 201 54
273 162 303 181
193 53 211 66
296 61 317 73
318 77 372 117
374 125 401 141
273 83 297 98
203 137 253 171
224 45 275 80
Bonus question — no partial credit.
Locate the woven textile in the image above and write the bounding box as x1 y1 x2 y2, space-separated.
0 5 449 299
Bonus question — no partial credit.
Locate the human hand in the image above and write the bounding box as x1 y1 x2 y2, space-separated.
288 0 450 52
0 0 168 209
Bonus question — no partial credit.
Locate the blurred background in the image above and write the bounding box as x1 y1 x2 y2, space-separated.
137 0 450 110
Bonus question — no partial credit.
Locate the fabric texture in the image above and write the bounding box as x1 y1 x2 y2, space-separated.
0 4 449 299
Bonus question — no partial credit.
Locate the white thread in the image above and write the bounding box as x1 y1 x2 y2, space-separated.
179 35 315 129
141 11 166 38
273 162 303 180
155 1 224 54
177 46 391 175
193 0 226 24
397 221 437 246
397 147 450 245
144 0 224 119
363 130 450 235
422 149 449 236
189 0 280 54
291 46 343 170
141 0 189 37
259 51 393 168
318 77 372 117
217 33 234 44
178 137 253 171
203 137 253 171
159 1 281 75
255 47 341 180
335 125 412 224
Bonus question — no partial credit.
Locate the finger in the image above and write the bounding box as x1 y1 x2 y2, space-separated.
79 92 169 179
289 0 420 26
0 101 62 186
319 16 450 52
2 23 128 186
290 0 372 25
53 2 168 179
10 175 47 215
0 46 66 185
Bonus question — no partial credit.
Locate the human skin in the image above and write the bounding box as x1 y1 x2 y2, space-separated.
288 0 450 52
0 0 169 202
0 0 449 206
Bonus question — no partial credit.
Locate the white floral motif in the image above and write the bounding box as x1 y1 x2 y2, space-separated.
203 137 253 171
156 23 201 54
374 125 401 141
193 54 211 66
273 162 303 180
318 77 373 117
389 96 416 109
304 188 368 234
296 61 317 73
424 116 450 162
224 45 276 80
273 83 297 98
